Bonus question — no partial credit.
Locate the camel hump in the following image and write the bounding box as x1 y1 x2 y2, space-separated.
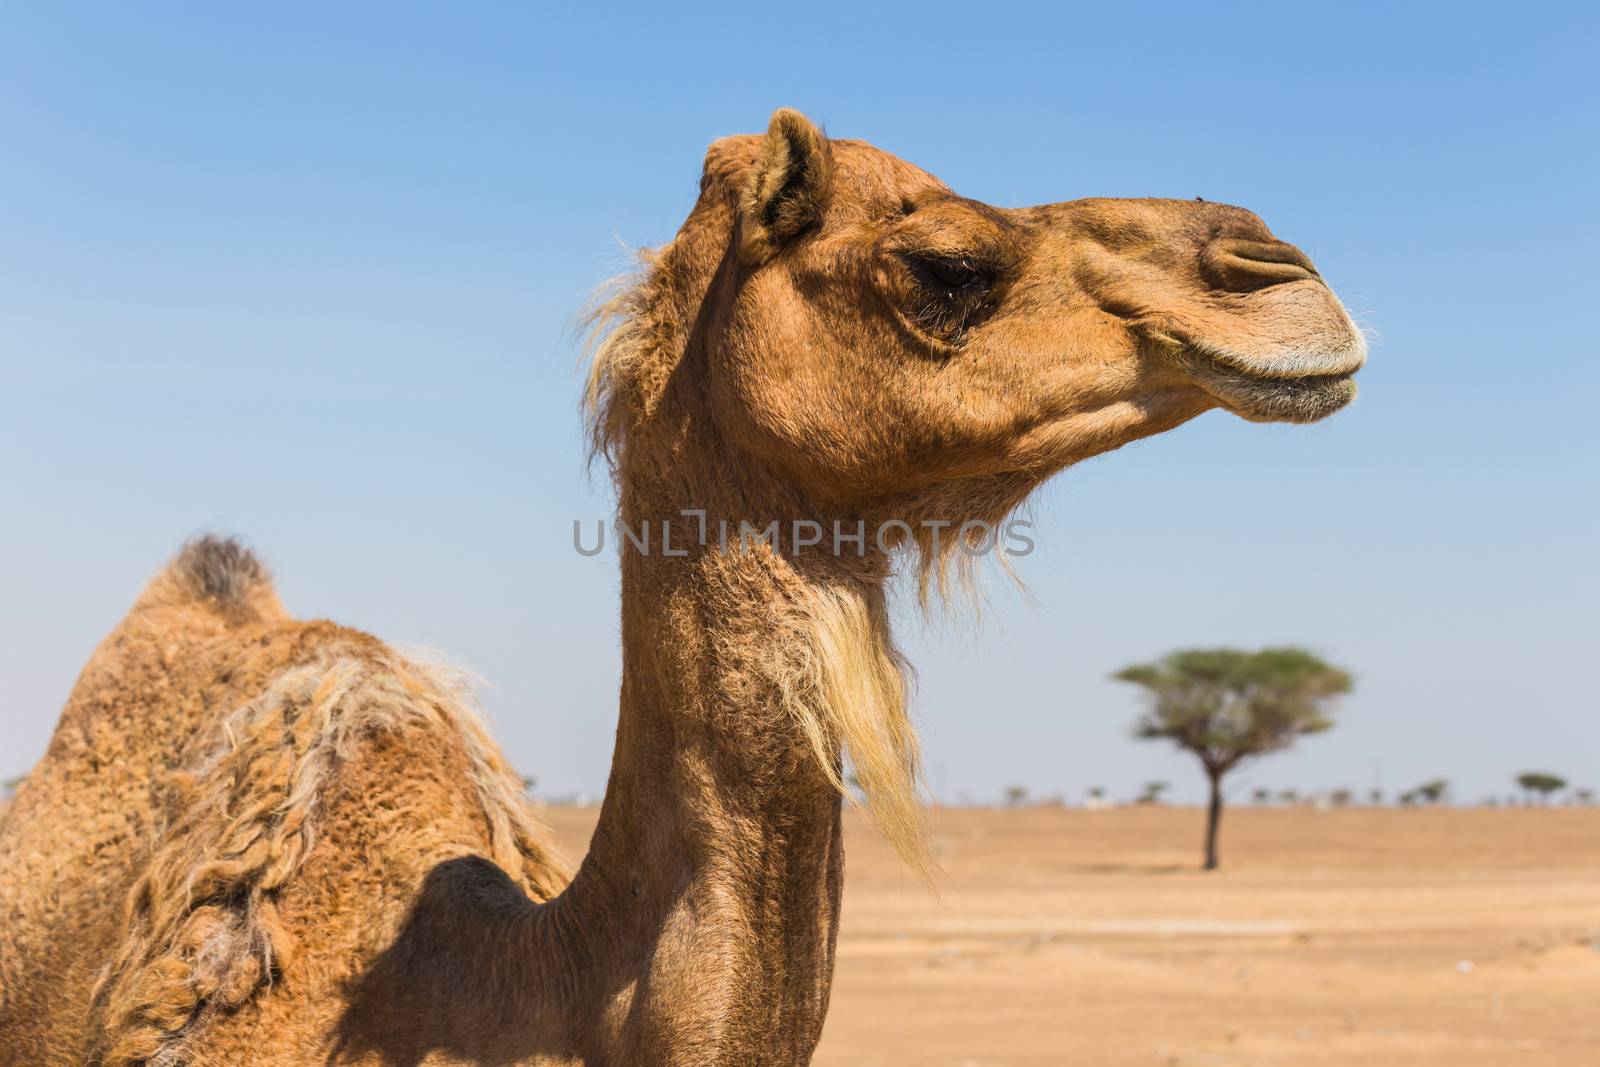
156 534 283 624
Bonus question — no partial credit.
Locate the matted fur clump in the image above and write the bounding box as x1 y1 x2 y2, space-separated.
583 247 681 470
91 651 566 1066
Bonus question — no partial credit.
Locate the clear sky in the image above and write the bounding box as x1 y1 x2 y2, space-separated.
2 4 1596 807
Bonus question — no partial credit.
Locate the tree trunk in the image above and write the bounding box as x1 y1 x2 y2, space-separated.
1203 770 1224 871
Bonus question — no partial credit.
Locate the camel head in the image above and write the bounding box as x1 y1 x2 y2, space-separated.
593 108 1365 552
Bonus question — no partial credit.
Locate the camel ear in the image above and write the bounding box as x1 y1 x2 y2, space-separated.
738 109 834 264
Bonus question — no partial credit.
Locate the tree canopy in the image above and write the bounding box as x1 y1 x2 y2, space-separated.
1115 647 1351 775
1515 771 1567 801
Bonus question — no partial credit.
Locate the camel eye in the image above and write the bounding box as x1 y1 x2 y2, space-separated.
918 256 986 293
900 253 1000 345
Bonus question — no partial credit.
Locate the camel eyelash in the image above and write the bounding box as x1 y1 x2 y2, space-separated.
899 253 1001 343
904 253 997 297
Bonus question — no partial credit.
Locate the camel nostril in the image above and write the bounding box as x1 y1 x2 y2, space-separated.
1202 238 1320 292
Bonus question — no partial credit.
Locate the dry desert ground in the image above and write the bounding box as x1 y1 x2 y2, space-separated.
545 804 1600 1067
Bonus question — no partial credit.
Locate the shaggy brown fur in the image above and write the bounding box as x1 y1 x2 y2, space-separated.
93 650 567 1065
0 112 1364 1065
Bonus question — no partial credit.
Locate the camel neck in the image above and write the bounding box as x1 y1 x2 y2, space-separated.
541 512 882 1064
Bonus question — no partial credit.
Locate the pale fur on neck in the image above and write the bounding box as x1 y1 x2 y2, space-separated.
767 579 928 876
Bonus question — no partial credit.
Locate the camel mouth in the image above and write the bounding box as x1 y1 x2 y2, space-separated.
1190 356 1359 424
1164 279 1367 424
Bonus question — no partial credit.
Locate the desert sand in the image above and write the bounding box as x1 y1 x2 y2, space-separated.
541 804 1600 1066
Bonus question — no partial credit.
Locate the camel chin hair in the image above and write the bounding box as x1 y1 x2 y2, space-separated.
771 581 927 876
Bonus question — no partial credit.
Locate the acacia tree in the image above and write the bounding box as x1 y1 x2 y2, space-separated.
1516 771 1567 804
1114 647 1352 870
1414 778 1449 805
1137 781 1171 805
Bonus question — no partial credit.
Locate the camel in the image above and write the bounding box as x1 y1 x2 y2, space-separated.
0 110 1365 1065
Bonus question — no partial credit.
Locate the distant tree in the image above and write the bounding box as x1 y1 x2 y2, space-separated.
1398 790 1418 807
1136 781 1170 805
1414 779 1449 805
1114 647 1351 870
1328 788 1354 808
1516 772 1567 804
1277 788 1301 805
1003 784 1031 808
1576 788 1596 806
1252 787 1272 805
1368 788 1384 806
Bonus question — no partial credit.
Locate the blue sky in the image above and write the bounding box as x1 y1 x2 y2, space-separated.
2 3 1596 806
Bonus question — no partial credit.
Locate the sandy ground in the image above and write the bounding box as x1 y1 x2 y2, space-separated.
541 805 1600 1066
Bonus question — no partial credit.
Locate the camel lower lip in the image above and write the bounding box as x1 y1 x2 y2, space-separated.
1195 361 1358 424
